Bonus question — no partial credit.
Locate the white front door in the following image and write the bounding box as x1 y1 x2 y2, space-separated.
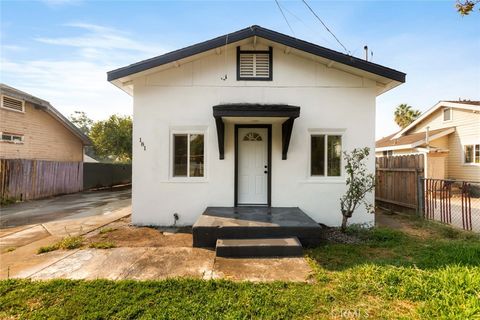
237 127 268 205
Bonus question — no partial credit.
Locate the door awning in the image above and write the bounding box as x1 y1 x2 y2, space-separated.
213 104 300 160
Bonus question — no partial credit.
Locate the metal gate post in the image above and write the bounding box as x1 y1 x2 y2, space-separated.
417 175 424 217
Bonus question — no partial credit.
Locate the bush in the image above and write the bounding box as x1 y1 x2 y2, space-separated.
37 236 83 254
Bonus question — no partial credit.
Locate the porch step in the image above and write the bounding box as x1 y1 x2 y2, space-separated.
215 237 303 258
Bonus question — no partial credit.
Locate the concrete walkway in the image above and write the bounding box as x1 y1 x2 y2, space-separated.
1 209 313 282
0 206 131 278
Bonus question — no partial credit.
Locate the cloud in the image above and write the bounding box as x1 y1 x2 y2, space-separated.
1 22 166 120
39 0 83 7
36 22 164 58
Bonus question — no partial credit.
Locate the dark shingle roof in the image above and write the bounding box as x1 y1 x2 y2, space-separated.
107 25 405 83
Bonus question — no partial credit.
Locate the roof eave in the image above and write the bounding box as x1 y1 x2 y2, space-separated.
393 101 480 139
107 25 406 84
0 84 92 145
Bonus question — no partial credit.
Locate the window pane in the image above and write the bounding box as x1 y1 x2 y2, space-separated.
2 134 12 141
311 135 325 176
189 134 204 177
327 135 342 176
465 145 473 163
173 134 188 176
475 144 480 164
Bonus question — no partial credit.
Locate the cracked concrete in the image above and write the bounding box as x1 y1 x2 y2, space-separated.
1 189 313 282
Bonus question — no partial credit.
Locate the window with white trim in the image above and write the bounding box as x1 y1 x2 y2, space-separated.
172 132 205 178
1 132 24 143
1 95 25 113
464 144 480 164
310 134 343 177
237 47 272 80
443 107 452 121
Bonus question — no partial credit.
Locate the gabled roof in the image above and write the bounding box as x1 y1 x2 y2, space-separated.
393 100 480 139
376 127 455 151
107 25 405 83
0 83 91 145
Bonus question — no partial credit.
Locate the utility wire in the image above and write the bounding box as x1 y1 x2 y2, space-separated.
280 2 336 49
301 0 350 55
274 0 296 38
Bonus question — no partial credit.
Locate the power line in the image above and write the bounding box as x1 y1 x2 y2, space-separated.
280 2 337 49
274 0 296 38
301 0 350 55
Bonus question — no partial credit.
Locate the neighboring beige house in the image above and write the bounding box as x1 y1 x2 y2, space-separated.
376 100 480 182
0 84 91 162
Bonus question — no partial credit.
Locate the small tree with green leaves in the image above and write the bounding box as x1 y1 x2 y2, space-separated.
69 111 93 135
339 147 375 232
89 115 132 163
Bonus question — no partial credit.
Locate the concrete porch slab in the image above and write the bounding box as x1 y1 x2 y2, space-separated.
193 207 323 247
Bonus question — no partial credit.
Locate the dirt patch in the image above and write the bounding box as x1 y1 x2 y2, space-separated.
85 218 192 248
375 210 434 239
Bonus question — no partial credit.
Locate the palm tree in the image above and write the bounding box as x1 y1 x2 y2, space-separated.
394 104 421 129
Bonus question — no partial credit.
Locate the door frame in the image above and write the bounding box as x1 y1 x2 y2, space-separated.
234 124 272 207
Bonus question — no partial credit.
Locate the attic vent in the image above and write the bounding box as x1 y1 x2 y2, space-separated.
1 95 24 112
237 47 272 81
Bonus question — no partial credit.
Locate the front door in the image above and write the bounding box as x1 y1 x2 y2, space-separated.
237 127 269 205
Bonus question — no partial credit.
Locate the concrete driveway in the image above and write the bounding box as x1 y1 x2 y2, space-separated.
0 187 131 228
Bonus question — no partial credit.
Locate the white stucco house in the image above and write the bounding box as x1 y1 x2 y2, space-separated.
108 25 405 228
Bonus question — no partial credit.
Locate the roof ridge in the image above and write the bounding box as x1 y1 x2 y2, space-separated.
107 25 405 83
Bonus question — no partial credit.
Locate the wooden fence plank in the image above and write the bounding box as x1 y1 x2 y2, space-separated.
376 154 424 210
0 159 83 202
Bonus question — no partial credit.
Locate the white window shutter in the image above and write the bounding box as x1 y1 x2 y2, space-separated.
239 52 270 79
254 53 270 78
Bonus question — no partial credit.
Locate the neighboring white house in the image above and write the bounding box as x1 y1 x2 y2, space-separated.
108 25 405 227
376 100 480 182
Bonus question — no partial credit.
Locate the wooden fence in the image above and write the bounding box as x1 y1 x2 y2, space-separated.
375 154 424 210
0 159 83 202
83 163 131 190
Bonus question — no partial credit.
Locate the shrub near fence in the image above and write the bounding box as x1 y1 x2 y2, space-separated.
0 159 83 203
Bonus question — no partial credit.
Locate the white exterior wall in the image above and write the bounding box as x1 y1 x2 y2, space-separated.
131 42 377 227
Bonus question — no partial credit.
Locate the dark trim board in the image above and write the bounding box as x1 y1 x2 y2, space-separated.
213 103 300 118
107 25 406 83
213 103 299 160
234 124 272 207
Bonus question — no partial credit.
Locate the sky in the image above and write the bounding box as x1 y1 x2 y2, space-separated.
1 0 479 138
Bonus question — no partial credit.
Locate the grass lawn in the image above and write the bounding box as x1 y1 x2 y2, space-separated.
1 215 479 319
